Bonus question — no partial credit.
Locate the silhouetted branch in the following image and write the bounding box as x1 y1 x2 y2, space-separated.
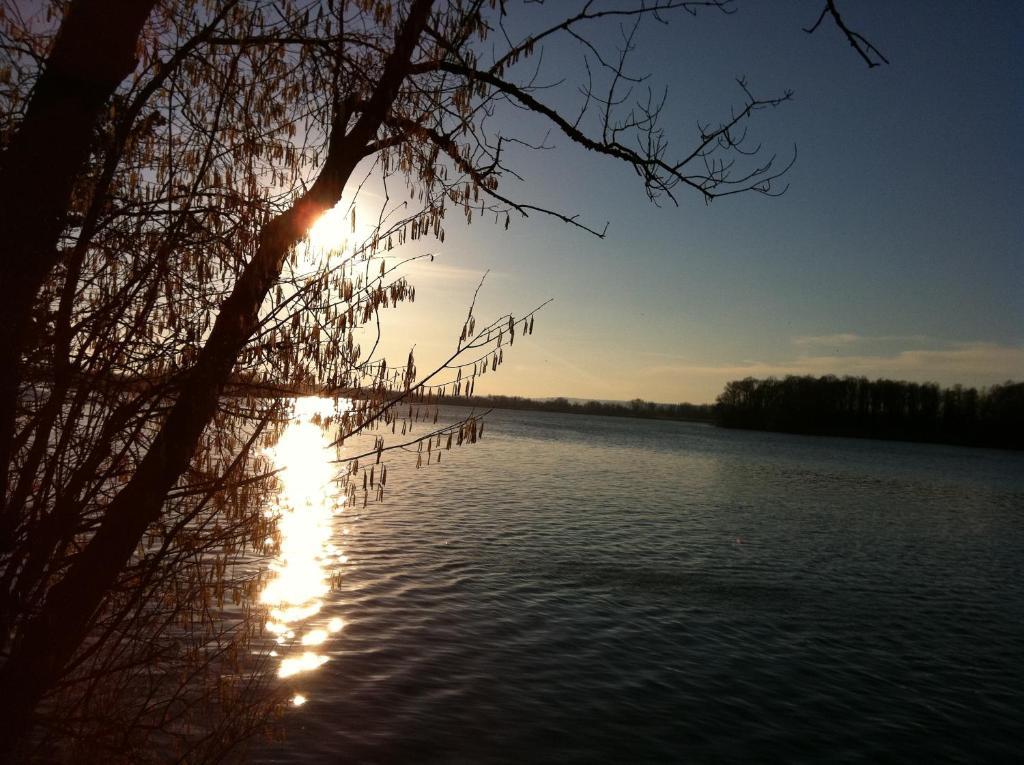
804 0 888 68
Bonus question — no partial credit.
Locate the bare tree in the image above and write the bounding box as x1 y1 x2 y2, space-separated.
0 0 884 758
0 0 159 490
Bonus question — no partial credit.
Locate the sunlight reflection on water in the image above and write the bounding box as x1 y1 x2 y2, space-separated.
260 396 349 703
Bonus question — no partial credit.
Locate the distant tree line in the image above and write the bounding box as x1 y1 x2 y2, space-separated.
436 393 715 423
715 375 1024 449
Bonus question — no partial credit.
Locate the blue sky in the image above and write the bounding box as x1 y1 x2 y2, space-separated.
367 1 1023 403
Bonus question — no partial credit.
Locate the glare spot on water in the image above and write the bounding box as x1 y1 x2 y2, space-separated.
302 629 329 646
279 651 330 679
292 694 307 707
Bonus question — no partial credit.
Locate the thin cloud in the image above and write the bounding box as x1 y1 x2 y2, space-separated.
790 332 935 348
792 332 862 347
640 342 1024 387
402 260 504 283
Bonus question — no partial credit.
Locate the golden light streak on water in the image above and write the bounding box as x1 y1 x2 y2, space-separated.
261 396 349 704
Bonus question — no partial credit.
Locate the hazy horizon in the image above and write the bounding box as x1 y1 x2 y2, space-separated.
437 372 1024 409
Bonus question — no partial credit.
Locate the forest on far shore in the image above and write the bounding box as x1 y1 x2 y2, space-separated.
441 376 1023 450
433 393 716 423
714 375 1023 450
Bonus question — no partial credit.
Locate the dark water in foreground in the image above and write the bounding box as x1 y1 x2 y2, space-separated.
256 409 1024 763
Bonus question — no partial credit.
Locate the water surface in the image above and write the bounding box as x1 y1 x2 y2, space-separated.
257 408 1024 763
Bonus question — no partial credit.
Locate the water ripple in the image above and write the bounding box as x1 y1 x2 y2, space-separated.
256 409 1024 764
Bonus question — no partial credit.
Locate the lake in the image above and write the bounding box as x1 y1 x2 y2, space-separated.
255 406 1024 763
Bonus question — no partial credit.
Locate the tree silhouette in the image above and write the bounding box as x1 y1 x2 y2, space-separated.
0 0 885 757
715 375 1023 449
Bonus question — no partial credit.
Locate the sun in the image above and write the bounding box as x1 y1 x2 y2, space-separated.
307 205 353 253
298 198 377 274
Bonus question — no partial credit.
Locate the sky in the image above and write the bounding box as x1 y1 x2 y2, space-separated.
362 1 1023 404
